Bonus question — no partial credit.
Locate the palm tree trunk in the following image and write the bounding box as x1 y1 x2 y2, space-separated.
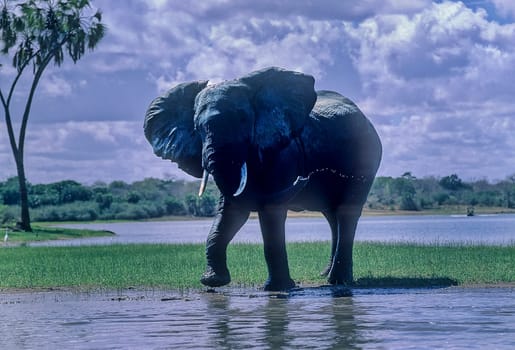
15 152 32 232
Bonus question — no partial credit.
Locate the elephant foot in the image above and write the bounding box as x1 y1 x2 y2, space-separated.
327 271 353 286
263 277 296 292
200 266 231 287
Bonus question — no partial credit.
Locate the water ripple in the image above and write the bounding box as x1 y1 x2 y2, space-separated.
1 286 514 348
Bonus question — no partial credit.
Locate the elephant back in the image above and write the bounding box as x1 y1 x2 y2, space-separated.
310 90 375 136
311 91 360 120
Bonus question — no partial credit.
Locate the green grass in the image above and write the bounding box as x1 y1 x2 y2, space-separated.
1 242 514 290
0 244 203 289
351 242 515 286
0 225 114 244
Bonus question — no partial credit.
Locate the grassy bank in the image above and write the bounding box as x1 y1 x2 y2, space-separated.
0 225 114 245
0 242 513 290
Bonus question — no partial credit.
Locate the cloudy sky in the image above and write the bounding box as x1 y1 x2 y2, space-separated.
1 0 514 184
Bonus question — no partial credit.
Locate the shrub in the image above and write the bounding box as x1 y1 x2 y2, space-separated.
31 202 99 222
0 205 19 224
399 194 419 211
126 191 141 204
165 197 187 215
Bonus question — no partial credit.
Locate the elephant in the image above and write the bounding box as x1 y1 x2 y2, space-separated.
144 67 382 291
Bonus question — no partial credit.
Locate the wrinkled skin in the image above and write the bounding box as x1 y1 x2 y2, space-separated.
144 67 382 291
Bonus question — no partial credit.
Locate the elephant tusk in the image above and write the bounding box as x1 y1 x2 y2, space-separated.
233 162 247 197
198 170 209 197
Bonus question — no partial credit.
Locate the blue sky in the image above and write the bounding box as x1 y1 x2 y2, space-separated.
1 0 514 184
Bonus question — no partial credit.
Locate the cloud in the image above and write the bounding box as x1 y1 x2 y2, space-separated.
344 2 515 106
40 75 73 97
145 0 431 21
91 0 431 87
2 1 515 184
378 107 515 180
341 1 515 179
0 120 192 184
492 0 515 18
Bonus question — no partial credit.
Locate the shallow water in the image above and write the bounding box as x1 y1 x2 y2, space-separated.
1 286 514 349
7 215 514 348
35 214 515 247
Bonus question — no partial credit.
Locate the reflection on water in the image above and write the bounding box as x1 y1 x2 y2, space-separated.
1 286 514 349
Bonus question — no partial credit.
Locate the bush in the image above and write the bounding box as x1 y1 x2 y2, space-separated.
433 193 449 205
165 197 187 215
0 205 19 224
31 202 99 222
185 193 217 217
126 191 141 204
0 177 21 205
96 194 113 210
113 204 148 220
399 195 419 211
29 181 93 207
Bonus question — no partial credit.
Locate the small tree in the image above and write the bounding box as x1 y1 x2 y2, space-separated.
0 0 105 231
439 174 468 191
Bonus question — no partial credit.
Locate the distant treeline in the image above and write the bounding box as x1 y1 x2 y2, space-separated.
0 177 220 223
1 172 515 223
367 172 515 212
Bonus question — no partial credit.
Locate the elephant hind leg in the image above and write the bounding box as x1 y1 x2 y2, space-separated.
327 205 363 285
325 177 375 285
320 210 338 277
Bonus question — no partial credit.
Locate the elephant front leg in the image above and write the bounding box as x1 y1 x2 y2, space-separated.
258 206 295 291
201 198 250 288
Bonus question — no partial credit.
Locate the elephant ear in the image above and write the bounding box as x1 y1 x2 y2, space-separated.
240 67 316 154
144 80 208 178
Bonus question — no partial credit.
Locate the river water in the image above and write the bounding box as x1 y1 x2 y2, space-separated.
2 214 515 349
1 286 514 349
33 213 515 246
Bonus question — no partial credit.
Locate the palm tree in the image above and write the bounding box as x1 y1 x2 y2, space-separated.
0 0 105 231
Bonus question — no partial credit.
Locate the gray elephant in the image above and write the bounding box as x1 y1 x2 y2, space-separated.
144 67 382 291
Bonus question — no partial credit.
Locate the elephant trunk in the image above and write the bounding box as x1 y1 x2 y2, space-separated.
201 142 249 198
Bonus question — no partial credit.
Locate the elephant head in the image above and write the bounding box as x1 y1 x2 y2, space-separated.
144 67 316 197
